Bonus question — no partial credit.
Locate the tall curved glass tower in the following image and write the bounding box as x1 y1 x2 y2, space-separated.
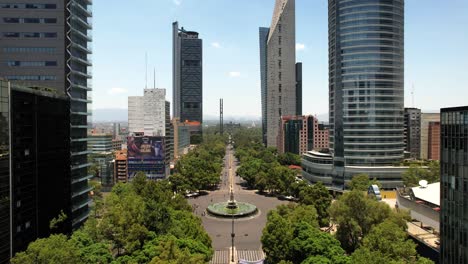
329 0 405 166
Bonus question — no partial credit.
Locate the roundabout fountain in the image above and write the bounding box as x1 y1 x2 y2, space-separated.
206 145 258 218
207 188 257 218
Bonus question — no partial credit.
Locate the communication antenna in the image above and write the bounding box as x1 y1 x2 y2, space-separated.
411 83 415 107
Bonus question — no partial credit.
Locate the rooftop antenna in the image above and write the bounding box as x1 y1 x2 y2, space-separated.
145 52 148 89
411 83 415 107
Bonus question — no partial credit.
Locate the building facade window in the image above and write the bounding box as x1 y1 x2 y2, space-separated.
0 4 56 9
3 47 56 53
2 17 57 23
6 75 57 81
6 61 57 67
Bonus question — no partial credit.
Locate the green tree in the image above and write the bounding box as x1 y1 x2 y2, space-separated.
262 204 350 264
298 182 332 227
348 174 381 191
289 222 350 264
100 185 149 255
261 210 294 263
329 190 395 252
11 234 82 264
402 161 439 187
132 171 148 194
351 220 434 264
49 210 68 232
278 152 301 166
70 230 113 264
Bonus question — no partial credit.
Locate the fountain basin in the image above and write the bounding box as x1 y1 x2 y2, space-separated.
207 201 258 218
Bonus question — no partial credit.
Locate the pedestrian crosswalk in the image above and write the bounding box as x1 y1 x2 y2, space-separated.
210 250 229 264
210 249 265 264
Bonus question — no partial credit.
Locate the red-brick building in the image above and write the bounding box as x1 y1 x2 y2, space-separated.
277 115 329 155
428 121 440 160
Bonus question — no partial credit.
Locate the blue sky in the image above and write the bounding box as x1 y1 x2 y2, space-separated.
92 0 468 119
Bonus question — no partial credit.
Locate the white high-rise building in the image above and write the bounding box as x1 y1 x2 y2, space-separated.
128 96 144 134
128 88 167 136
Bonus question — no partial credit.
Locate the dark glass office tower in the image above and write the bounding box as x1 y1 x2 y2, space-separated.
0 79 71 264
329 0 405 168
404 107 421 159
259 27 269 145
440 106 468 264
0 80 10 264
172 22 203 127
0 0 93 229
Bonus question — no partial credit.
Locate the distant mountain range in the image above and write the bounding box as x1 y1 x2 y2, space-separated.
92 108 438 123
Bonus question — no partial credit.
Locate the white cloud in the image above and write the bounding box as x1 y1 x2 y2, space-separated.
228 71 241 78
211 42 221 48
173 0 181 5
296 43 306 51
107 87 128 95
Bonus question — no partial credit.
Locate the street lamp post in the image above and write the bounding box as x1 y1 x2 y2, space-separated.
231 213 235 262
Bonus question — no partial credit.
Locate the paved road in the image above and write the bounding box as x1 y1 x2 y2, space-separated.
188 145 289 250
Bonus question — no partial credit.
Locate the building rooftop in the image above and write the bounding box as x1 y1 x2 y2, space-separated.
411 182 440 207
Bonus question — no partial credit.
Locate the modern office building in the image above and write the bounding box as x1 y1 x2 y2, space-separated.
277 115 329 155
0 79 72 263
0 0 93 229
127 89 172 179
440 106 468 264
428 121 440 160
295 62 302 116
421 113 440 160
172 118 191 160
303 0 405 189
259 27 269 145
278 115 307 155
172 22 203 136
112 122 120 139
128 89 167 136
260 0 299 147
87 133 113 153
112 138 125 151
404 108 421 159
128 96 145 134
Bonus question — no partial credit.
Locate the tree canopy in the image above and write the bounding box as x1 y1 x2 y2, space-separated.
402 161 439 187
170 135 225 192
12 177 213 263
261 204 349 264
351 220 433 264
348 174 381 191
329 190 407 252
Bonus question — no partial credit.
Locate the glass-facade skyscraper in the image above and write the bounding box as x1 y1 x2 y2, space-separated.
440 106 468 264
302 0 406 190
329 0 405 167
0 0 93 230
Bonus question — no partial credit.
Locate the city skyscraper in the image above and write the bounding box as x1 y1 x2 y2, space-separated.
261 0 298 147
127 89 172 179
0 0 93 230
259 27 269 145
302 0 406 189
404 107 421 159
440 106 468 264
172 21 203 137
421 113 440 160
0 79 71 263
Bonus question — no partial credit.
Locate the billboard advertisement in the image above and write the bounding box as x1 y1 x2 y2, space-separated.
127 136 166 179
127 136 165 161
